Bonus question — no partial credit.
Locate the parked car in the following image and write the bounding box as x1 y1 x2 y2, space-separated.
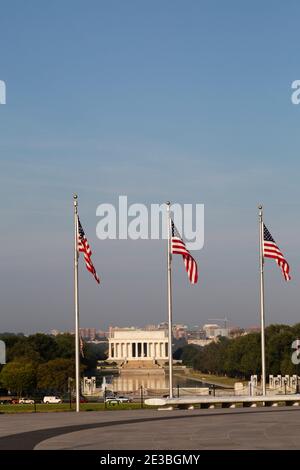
68 396 88 403
62 393 88 404
105 395 132 404
0 399 12 405
43 396 62 404
19 398 35 404
118 395 132 403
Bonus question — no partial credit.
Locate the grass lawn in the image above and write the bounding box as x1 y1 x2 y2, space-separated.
0 402 151 414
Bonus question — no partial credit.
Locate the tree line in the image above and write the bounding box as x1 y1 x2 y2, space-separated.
0 333 107 396
175 324 300 379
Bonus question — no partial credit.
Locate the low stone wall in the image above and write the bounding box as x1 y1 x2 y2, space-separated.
120 368 165 375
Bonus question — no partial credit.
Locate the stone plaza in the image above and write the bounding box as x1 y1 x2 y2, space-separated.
1 407 300 450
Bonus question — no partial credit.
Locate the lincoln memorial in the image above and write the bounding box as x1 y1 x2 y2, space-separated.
108 327 168 366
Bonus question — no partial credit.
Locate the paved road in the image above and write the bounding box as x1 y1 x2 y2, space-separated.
0 407 300 450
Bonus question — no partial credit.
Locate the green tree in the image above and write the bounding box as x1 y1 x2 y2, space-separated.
180 345 200 366
54 334 75 359
205 338 230 375
0 333 25 350
0 334 29 362
291 323 300 338
82 342 108 370
9 341 41 363
266 329 294 375
238 334 261 378
37 358 76 393
28 333 58 362
0 360 36 396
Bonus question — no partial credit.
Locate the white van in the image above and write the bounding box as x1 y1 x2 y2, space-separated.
43 396 62 404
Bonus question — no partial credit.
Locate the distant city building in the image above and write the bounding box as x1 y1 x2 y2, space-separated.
50 329 61 336
189 325 201 331
108 327 168 364
97 329 108 338
158 322 168 330
173 324 188 340
203 324 229 339
214 328 229 338
187 328 206 340
79 328 97 341
51 322 253 345
244 326 260 334
187 338 214 347
144 324 158 330
229 327 246 338
202 324 219 338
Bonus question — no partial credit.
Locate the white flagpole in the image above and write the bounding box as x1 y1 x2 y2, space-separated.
258 204 266 396
166 201 173 398
74 194 80 412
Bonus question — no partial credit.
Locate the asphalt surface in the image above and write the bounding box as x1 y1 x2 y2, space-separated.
0 407 300 450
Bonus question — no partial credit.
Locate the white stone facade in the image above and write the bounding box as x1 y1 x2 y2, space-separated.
108 328 168 362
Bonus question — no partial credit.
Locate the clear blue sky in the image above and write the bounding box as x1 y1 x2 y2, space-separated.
1 1 300 333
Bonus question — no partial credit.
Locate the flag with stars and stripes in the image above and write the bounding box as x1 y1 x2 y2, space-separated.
77 216 100 284
171 220 198 284
79 336 85 358
263 224 291 281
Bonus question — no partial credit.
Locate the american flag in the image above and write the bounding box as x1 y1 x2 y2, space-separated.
171 220 198 284
79 335 85 358
77 216 100 284
263 224 291 281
